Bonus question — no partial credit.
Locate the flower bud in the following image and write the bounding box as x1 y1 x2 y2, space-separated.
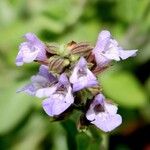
48 56 70 74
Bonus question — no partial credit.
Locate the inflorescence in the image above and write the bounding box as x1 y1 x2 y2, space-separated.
16 30 137 132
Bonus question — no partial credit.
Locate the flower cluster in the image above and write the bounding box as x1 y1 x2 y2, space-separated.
16 30 137 132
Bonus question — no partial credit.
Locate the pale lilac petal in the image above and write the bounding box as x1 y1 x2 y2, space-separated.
77 57 87 68
93 30 111 53
16 51 23 66
92 30 138 67
42 98 55 116
24 33 46 61
35 86 57 98
59 74 69 86
72 76 98 92
86 94 104 121
119 49 138 60
42 75 74 116
52 100 71 116
17 75 48 96
72 84 84 92
94 54 110 67
38 65 57 82
24 33 39 43
17 65 57 98
69 67 78 84
94 94 105 105
70 57 86 83
86 93 122 132
86 79 98 89
86 107 96 121
64 86 74 103
86 69 98 83
92 114 122 132
98 30 111 40
70 57 98 92
19 42 39 63
103 47 120 61
42 92 73 116
17 84 36 96
24 33 44 50
22 49 39 63
73 76 89 90
16 33 46 66
104 102 118 114
31 75 50 87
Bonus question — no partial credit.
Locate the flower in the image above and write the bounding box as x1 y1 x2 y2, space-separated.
16 33 47 66
92 30 137 67
42 74 74 116
17 65 57 96
70 57 98 92
86 94 122 132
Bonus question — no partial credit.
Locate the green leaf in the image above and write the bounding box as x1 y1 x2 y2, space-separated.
59 20 100 43
99 69 148 108
115 0 149 23
10 115 47 150
76 130 101 150
76 133 90 150
0 83 33 135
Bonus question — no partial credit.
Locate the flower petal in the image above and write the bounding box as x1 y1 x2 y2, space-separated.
103 46 120 61
22 49 39 63
42 95 72 116
35 86 57 98
16 51 23 66
92 113 122 132
38 65 57 83
17 84 36 96
24 33 40 43
93 30 111 53
92 30 138 66
69 67 78 84
64 86 74 103
119 49 137 60
86 107 96 121
16 33 46 66
59 73 69 86
70 57 98 92
42 98 55 116
104 102 118 114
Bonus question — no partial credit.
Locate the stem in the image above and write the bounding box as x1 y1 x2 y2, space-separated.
100 133 109 150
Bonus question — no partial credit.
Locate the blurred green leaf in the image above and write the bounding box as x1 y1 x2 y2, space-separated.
76 131 101 150
145 77 150 96
99 69 148 108
137 41 150 64
59 20 100 43
76 133 90 150
11 114 47 150
0 82 33 135
115 0 149 23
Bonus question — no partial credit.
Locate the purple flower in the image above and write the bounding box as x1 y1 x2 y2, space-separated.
42 74 74 116
16 33 47 66
17 65 57 96
69 57 98 92
86 94 122 132
92 30 137 67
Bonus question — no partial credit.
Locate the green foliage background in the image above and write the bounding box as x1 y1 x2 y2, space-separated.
0 0 149 149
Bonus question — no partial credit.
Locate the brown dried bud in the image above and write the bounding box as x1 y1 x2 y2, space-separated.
67 41 93 57
48 56 70 74
45 43 59 56
92 65 110 75
67 41 77 50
